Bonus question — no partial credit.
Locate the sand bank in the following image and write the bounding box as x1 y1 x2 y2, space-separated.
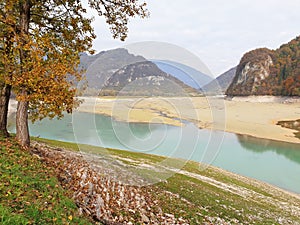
77 96 300 144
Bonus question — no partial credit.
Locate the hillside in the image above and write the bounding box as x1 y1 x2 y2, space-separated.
99 61 201 97
202 67 237 94
13 137 300 224
0 137 93 224
81 48 145 91
226 36 300 96
80 49 204 96
78 52 103 71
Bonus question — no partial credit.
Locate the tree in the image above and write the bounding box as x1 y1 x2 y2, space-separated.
0 0 148 147
0 1 16 137
0 35 12 137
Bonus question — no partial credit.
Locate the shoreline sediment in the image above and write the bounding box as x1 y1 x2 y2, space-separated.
8 96 300 144
76 96 300 144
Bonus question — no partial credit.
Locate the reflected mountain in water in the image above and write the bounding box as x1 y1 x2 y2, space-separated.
237 134 300 165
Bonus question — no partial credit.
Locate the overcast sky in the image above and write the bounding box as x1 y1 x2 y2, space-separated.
89 0 300 76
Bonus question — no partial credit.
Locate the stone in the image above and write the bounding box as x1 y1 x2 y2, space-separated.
141 214 150 223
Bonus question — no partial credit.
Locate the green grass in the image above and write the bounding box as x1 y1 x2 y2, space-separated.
155 174 273 224
32 137 300 224
180 161 274 197
0 137 94 225
31 137 80 151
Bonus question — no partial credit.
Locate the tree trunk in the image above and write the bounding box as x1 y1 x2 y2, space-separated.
16 0 31 148
0 84 11 137
16 91 30 147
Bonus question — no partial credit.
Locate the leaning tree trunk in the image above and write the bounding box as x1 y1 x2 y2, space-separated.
16 0 31 148
0 84 11 137
16 91 30 147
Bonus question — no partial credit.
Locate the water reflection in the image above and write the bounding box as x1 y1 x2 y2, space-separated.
94 114 168 152
237 134 300 165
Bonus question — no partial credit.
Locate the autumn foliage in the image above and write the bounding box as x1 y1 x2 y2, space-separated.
0 0 148 146
227 36 300 96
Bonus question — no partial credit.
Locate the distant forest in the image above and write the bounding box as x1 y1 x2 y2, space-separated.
274 36 300 95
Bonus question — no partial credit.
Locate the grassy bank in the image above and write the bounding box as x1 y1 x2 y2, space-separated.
33 138 300 224
1 136 300 224
0 137 94 225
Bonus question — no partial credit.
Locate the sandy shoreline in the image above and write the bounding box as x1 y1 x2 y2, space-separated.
8 96 300 144
76 96 300 144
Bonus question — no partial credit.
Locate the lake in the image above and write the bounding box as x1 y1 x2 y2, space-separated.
8 112 300 194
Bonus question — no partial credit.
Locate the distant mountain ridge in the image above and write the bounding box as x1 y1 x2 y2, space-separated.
81 48 145 90
100 61 201 96
153 60 213 89
202 67 237 94
226 36 300 96
80 48 204 96
79 52 102 71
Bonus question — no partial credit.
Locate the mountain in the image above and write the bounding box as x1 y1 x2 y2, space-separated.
226 36 300 96
153 60 213 89
81 48 145 90
202 67 237 94
80 48 203 96
78 52 101 71
99 61 201 97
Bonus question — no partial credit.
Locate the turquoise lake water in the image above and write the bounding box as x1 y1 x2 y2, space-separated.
8 112 300 193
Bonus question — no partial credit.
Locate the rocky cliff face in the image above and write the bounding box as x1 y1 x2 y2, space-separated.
226 48 275 96
226 36 300 96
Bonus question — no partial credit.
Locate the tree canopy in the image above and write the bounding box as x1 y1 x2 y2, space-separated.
0 0 148 146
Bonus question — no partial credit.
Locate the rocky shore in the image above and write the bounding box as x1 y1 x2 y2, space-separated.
29 140 300 224
31 141 190 225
